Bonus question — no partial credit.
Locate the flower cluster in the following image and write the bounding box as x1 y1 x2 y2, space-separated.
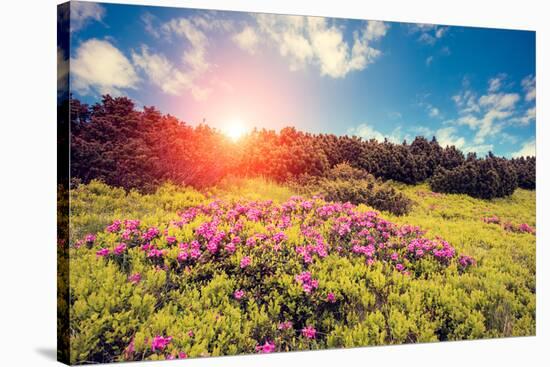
255 341 276 353
482 215 535 235
301 326 317 339
151 335 172 352
76 194 477 360
295 271 319 294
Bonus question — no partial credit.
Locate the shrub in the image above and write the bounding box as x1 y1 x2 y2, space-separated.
430 153 518 199
292 164 413 216
511 156 536 190
67 193 475 363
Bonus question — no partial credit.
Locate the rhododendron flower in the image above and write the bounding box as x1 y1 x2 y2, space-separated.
326 292 336 303
278 321 293 330
151 335 172 352
147 249 165 258
390 252 399 261
177 251 188 262
142 227 160 241
190 248 201 259
166 236 177 245
295 272 318 293
96 248 110 258
240 256 251 268
518 223 535 234
256 340 276 353
128 272 141 284
85 234 96 243
106 220 121 233
458 254 476 268
234 289 245 300
395 263 404 271
301 326 316 339
114 243 127 255
225 242 236 253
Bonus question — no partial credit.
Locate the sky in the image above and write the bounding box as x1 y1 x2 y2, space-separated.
62 1 536 157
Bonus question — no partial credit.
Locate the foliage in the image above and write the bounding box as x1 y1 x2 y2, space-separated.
70 96 535 199
66 180 535 364
296 163 413 216
430 153 519 199
511 156 536 190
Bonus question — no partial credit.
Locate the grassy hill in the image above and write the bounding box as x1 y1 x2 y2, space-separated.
65 179 535 363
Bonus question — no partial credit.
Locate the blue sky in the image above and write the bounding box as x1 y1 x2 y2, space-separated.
64 1 536 157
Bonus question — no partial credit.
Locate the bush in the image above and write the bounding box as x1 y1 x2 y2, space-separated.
511 157 536 190
67 191 475 363
430 154 518 199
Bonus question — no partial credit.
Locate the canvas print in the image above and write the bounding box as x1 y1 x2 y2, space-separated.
57 1 536 365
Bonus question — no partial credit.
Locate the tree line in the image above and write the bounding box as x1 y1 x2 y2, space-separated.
69 96 535 199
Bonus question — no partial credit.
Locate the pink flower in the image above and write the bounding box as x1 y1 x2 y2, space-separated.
106 220 121 233
128 272 141 284
177 251 188 262
225 242 236 253
114 243 127 255
234 289 245 300
178 352 188 359
326 292 336 303
147 248 165 258
256 340 276 353
187 330 194 338
390 252 399 261
301 325 317 339
96 248 110 258
295 271 318 293
395 263 404 271
190 248 201 259
85 234 96 243
166 236 177 245
151 335 172 352
240 256 251 269
278 321 293 330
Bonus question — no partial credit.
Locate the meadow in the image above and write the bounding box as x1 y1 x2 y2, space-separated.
65 177 535 364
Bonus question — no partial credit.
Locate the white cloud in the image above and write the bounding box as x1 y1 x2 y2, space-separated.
142 12 161 38
137 16 223 100
232 26 260 54
70 2 105 32
348 123 402 143
409 23 448 45
522 74 536 102
435 27 448 38
479 92 520 111
462 143 494 156
512 139 536 157
518 106 536 126
488 75 503 93
131 46 209 101
429 106 440 117
454 82 520 144
435 126 465 149
71 39 139 96
365 20 389 41
254 15 388 78
426 55 434 66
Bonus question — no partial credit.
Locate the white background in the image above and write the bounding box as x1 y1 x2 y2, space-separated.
0 0 547 365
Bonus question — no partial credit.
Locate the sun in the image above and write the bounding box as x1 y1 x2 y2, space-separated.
223 118 247 141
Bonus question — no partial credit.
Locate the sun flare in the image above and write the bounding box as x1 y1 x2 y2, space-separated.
223 118 247 141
